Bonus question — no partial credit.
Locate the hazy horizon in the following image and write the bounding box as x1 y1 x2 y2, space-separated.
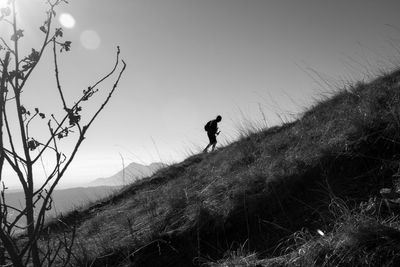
1 0 400 188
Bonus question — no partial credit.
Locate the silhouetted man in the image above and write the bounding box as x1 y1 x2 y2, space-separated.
203 115 222 153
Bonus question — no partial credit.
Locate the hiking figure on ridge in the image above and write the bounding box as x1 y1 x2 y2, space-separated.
203 115 222 153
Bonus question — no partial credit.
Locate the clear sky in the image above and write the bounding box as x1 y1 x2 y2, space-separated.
2 0 400 187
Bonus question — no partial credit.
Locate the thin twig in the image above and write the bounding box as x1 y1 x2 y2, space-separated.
52 39 67 110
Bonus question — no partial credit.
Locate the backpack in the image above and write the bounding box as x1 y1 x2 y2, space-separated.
204 121 212 132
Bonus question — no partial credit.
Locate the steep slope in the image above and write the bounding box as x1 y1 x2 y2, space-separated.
43 69 400 266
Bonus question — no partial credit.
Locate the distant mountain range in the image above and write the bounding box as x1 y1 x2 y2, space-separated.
6 161 165 219
5 186 117 228
3 162 165 228
89 162 165 186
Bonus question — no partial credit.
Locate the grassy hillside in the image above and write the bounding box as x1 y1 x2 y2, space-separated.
40 68 400 266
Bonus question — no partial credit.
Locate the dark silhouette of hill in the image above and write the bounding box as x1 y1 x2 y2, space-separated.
89 162 165 186
41 69 400 266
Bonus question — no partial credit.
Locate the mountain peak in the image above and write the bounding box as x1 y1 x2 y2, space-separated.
89 161 165 186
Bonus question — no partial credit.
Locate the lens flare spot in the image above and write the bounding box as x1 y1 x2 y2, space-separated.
80 30 101 50
59 13 76 29
0 0 8 8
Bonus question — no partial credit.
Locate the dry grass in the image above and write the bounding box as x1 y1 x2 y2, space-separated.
250 198 400 267
36 68 400 266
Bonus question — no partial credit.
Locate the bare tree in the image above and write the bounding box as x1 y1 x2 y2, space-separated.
0 0 126 266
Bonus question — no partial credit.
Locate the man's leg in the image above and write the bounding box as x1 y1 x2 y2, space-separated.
204 132 215 153
211 141 217 151
203 143 211 152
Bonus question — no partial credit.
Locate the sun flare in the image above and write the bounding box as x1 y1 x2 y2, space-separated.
59 13 76 29
0 0 8 9
80 30 101 50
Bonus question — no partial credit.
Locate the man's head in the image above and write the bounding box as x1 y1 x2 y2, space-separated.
216 115 222 122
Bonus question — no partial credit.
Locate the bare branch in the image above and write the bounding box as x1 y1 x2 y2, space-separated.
0 203 24 214
32 46 123 164
3 153 27 192
86 49 126 129
34 48 126 243
0 37 14 55
52 39 67 110
0 52 10 179
3 102 21 166
17 4 56 93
